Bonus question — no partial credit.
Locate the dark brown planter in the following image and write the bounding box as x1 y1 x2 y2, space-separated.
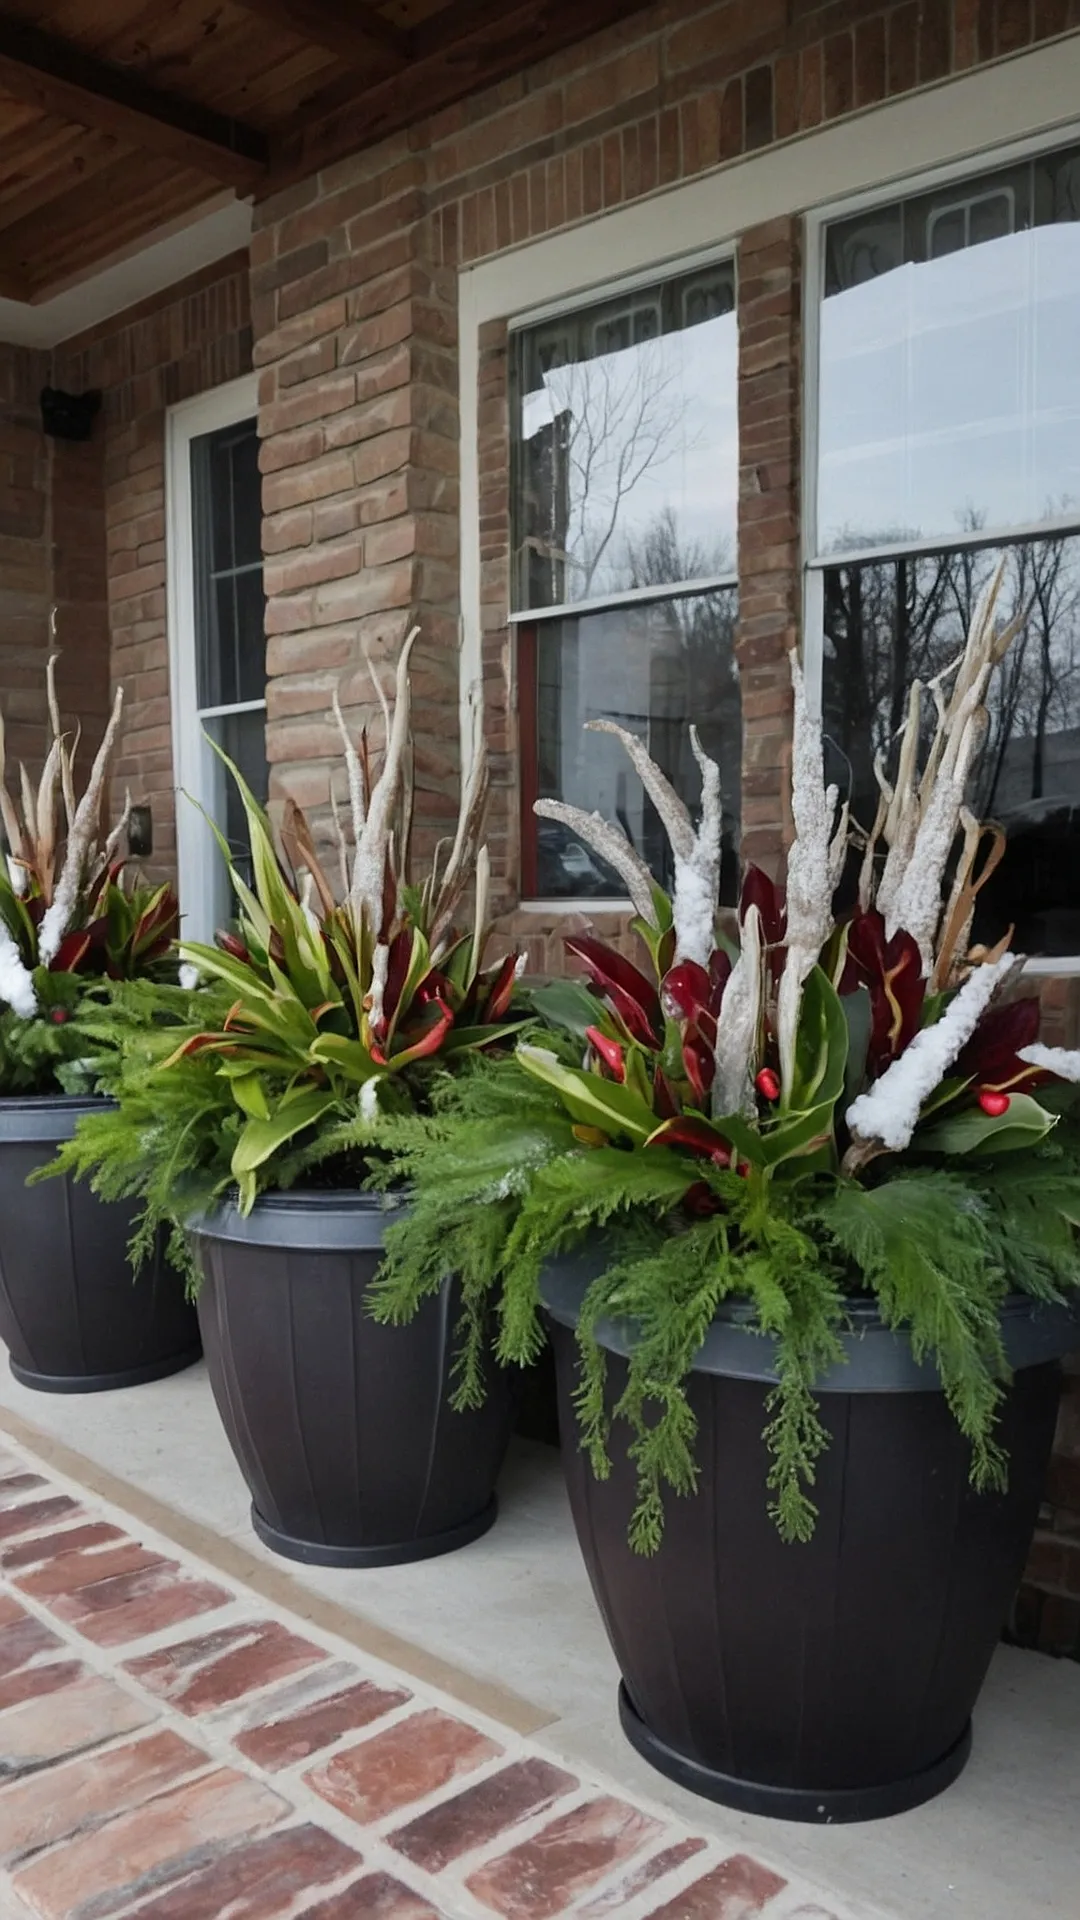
0 1096 200 1392
189 1190 514 1568
543 1249 1080 1824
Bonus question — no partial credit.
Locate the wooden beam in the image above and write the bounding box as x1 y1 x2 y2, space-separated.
233 0 409 72
0 19 267 189
273 0 651 183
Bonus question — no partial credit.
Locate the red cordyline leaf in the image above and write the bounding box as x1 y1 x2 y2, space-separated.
586 1025 626 1082
646 1114 732 1165
482 952 518 1023
564 934 663 1047
652 1067 679 1119
958 997 1049 1091
845 910 925 1075
48 930 91 974
681 1025 714 1105
380 928 414 1034
741 866 786 946
389 992 455 1066
216 930 251 963
662 959 711 1024
709 949 732 1003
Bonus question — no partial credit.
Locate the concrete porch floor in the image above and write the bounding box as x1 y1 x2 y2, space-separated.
0 1358 1075 1920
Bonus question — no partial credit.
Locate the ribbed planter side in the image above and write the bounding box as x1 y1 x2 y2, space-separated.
544 1256 1079 1823
0 1098 200 1393
190 1193 514 1567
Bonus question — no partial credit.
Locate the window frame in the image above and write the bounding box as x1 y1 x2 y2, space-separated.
803 121 1080 970
507 246 739 906
165 371 264 945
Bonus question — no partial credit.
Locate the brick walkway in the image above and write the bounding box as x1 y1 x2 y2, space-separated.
0 1433 878 1920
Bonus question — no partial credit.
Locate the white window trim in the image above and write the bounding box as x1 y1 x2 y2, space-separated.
165 370 261 946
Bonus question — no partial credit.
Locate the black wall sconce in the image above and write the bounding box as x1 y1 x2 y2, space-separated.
127 805 153 860
40 388 102 443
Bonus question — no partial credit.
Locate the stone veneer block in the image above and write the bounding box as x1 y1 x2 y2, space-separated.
645 1854 788 1918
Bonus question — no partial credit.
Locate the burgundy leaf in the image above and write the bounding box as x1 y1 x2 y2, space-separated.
586 1025 626 1083
646 1115 732 1165
564 934 663 1046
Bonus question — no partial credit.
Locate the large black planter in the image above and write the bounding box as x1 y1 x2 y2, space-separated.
543 1252 1080 1824
0 1097 200 1393
189 1191 514 1568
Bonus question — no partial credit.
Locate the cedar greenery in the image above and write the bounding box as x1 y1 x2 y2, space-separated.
50 631 525 1271
370 565 1080 1550
0 650 179 1095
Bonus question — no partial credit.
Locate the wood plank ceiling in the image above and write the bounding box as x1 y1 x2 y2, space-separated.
0 0 642 306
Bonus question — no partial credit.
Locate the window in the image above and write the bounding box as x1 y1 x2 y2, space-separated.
167 378 268 944
511 258 741 900
811 142 1080 958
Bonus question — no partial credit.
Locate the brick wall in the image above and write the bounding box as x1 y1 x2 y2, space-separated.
51 253 253 883
0 344 110 787
0 346 52 779
252 0 1080 932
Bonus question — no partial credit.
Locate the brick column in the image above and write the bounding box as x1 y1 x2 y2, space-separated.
252 146 460 870
736 214 801 878
0 345 52 778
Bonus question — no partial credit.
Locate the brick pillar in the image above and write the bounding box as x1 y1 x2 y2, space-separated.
252 145 460 871
0 345 52 779
736 215 801 878
50 433 110 775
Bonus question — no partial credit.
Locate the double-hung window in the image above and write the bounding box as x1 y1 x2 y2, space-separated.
167 376 268 945
510 257 741 902
808 139 1080 957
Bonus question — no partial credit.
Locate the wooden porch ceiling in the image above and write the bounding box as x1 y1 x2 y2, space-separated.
0 0 643 307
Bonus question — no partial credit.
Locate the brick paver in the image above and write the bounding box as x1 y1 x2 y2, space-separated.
0 1440 874 1920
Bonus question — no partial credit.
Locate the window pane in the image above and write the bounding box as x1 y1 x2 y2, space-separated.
512 262 737 610
531 590 741 900
203 708 268 900
191 418 265 709
822 535 1080 956
818 147 1080 554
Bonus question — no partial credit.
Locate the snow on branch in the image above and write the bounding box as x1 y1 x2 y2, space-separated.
845 952 1019 1158
1018 1043 1080 1083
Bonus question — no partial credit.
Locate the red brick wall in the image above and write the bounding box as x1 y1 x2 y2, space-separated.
0 345 110 787
52 253 253 883
0 346 52 780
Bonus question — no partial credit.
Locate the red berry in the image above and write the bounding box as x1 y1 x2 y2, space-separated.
50 1008 69 1026
755 1067 781 1102
978 1089 1010 1117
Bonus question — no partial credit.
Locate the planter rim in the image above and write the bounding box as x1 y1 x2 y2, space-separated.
540 1249 1080 1392
0 1093 112 1144
187 1186 406 1253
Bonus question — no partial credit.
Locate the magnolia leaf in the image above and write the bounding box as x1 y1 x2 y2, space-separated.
229 1073 270 1121
230 1089 337 1178
787 965 848 1115
530 979 606 1042
841 984 871 1106
917 1093 1058 1156
517 1043 655 1146
439 1017 530 1053
309 1032 379 1083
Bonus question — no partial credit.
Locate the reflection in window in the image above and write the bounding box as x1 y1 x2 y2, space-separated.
512 261 737 610
822 536 1080 956
528 589 741 901
190 418 267 902
818 144 1080 553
